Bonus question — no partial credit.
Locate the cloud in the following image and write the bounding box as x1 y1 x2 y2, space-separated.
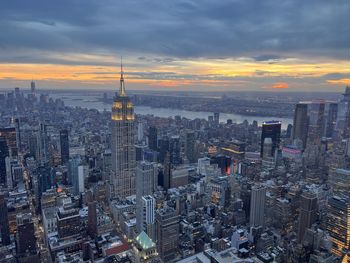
0 0 349 60
327 79 350 85
272 82 289 89
253 55 285 62
0 0 350 91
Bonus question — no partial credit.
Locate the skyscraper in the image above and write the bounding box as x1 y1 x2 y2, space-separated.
141 195 156 240
148 126 158 151
16 213 36 255
59 129 69 165
297 192 317 243
136 161 157 233
36 123 49 163
111 62 136 198
325 195 350 257
325 103 338 138
0 138 9 186
169 135 181 165
10 117 21 151
88 201 98 238
156 206 179 262
158 136 169 163
0 192 10 245
249 185 266 227
214 112 220 126
261 121 281 157
308 101 326 143
185 130 196 163
292 103 309 149
30 80 36 93
0 127 17 157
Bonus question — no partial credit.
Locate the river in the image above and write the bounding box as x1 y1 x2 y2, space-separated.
50 93 292 129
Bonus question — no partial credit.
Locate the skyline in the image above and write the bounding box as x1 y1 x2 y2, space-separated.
1 0 350 91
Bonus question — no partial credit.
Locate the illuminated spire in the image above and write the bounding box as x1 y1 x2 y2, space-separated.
119 57 126 96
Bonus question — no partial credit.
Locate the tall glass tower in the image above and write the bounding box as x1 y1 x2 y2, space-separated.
111 62 136 198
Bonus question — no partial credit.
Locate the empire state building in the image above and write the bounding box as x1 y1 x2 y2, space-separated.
111 62 136 198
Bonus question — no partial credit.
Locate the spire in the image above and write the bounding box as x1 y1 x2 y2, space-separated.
119 57 126 96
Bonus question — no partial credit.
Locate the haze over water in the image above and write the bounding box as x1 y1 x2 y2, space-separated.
51 93 292 129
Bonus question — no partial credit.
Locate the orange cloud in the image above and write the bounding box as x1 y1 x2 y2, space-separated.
327 79 350 85
272 82 289 89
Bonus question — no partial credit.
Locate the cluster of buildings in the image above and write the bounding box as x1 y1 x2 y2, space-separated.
1 69 350 263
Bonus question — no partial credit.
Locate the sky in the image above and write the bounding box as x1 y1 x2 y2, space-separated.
0 0 350 92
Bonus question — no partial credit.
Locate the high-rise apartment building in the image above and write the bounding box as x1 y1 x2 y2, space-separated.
136 161 157 233
141 195 156 240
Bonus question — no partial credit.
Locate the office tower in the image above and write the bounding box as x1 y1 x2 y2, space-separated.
28 134 37 158
292 103 309 149
10 117 21 150
169 135 181 165
308 101 326 143
185 130 196 163
136 161 157 233
214 112 220 126
135 144 147 161
297 192 317 243
16 213 36 255
337 87 350 133
162 152 171 190
36 123 49 163
325 103 338 138
59 129 69 165
141 195 156 240
0 127 17 157
68 156 84 195
77 165 85 194
262 138 272 159
0 192 10 245
88 201 98 238
330 169 350 195
6 158 23 188
260 121 281 157
156 206 179 262
148 126 158 151
158 136 169 163
325 195 350 257
57 206 80 239
0 138 9 186
211 155 232 175
68 156 80 185
37 163 54 197
111 62 136 198
249 185 266 227
30 80 36 93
